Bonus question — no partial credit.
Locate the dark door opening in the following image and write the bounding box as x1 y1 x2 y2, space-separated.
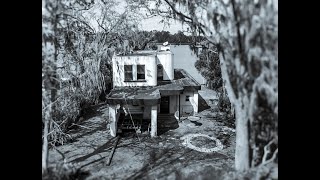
160 96 170 114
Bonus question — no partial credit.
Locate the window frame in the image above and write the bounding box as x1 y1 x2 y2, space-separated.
124 65 133 81
137 65 145 80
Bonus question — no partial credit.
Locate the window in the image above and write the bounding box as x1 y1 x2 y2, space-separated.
124 65 133 81
186 95 190 102
137 65 145 80
157 64 163 80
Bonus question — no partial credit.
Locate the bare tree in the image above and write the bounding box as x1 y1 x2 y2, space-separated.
42 0 144 174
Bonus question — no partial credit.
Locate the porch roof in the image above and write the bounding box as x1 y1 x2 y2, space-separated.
157 83 184 96
106 82 184 105
106 68 201 105
106 86 161 106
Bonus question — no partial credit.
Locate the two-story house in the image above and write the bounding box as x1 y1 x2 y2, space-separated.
106 44 201 137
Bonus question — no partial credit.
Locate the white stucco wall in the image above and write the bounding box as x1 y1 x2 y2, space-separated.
156 51 174 80
112 55 157 87
179 90 198 114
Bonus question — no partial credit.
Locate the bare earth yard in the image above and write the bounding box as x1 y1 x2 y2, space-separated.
48 86 236 179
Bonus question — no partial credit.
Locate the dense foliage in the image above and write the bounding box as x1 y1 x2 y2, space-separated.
193 42 222 91
42 0 142 173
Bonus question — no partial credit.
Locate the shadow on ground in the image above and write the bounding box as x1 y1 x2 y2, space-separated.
127 145 231 180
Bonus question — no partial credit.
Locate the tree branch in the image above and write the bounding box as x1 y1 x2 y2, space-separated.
219 51 238 105
261 148 278 166
96 19 108 33
163 0 192 21
230 0 244 63
61 13 95 33
262 139 276 164
161 0 206 36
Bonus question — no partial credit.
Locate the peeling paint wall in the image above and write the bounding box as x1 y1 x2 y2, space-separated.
112 51 174 87
112 55 157 87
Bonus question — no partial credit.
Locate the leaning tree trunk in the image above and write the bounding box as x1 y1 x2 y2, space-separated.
219 53 250 171
42 0 59 173
42 99 51 173
234 98 250 171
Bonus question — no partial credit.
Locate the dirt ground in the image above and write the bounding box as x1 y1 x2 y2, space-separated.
48 86 236 180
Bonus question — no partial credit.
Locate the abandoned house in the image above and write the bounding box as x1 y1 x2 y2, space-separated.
106 44 201 137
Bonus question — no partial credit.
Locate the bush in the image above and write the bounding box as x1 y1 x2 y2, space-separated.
217 91 231 114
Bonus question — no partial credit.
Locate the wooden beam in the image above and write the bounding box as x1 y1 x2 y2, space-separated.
106 136 120 166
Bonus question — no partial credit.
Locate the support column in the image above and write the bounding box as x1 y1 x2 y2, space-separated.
151 105 158 137
109 105 117 137
178 94 180 120
194 91 199 114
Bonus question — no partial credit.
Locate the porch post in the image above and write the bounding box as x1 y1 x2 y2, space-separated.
194 91 198 114
109 105 118 137
178 94 180 120
151 105 158 137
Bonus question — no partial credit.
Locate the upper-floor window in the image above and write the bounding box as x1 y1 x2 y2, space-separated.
124 65 133 81
157 64 163 81
124 64 145 81
137 65 145 80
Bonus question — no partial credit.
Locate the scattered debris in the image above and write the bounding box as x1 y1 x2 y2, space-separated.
188 116 201 121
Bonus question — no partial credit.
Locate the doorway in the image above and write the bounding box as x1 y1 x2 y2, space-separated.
160 96 170 114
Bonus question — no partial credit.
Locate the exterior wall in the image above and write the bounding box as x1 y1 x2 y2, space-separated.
179 90 198 114
109 105 120 137
112 55 157 87
160 46 170 51
143 106 151 119
156 52 174 80
169 95 178 114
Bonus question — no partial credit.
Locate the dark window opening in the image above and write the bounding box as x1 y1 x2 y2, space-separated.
157 64 163 81
186 95 190 102
137 65 145 80
124 65 133 81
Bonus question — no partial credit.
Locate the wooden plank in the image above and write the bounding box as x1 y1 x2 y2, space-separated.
106 136 120 166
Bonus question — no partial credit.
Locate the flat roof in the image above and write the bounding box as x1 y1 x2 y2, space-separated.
115 50 172 57
106 86 161 105
115 53 155 57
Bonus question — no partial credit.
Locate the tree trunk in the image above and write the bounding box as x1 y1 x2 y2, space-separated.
234 104 250 171
219 53 250 171
42 93 52 174
42 115 49 174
